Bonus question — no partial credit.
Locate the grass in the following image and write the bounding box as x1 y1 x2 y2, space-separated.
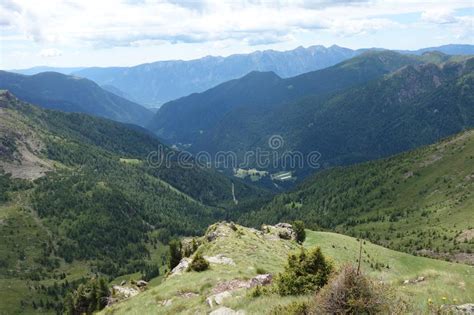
305 231 474 311
100 224 474 315
248 130 474 261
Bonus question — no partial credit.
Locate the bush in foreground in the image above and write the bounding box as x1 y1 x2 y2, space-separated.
313 264 395 314
276 247 333 296
188 253 209 272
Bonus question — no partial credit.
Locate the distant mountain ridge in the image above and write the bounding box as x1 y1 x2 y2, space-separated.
10 66 85 75
71 45 358 107
0 70 152 126
10 44 471 107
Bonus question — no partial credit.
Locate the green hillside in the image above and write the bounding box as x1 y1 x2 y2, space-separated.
150 51 422 149
0 91 265 314
0 71 152 127
239 129 474 263
101 223 473 314
148 52 473 185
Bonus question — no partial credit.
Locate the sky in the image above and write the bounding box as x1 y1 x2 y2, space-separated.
0 0 473 69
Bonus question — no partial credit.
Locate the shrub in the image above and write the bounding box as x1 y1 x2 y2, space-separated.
168 239 182 270
269 301 310 315
188 253 209 272
313 264 393 314
65 277 109 314
255 266 268 274
276 247 333 296
292 220 306 244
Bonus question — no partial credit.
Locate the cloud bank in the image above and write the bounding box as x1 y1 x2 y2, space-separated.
1 0 470 49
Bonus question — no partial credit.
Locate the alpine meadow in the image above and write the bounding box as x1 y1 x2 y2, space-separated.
0 1 473 314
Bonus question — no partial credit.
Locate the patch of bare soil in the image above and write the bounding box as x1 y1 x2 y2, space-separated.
0 111 54 180
0 140 54 180
457 229 474 242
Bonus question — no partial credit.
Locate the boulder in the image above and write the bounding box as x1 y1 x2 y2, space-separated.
455 304 474 313
206 291 232 308
275 223 293 229
170 257 191 276
249 274 272 287
136 280 148 287
112 285 139 298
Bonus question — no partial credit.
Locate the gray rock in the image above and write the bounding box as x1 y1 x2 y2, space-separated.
249 274 272 287
455 304 474 313
170 257 191 276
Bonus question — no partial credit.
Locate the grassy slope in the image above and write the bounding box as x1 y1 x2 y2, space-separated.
101 225 474 315
305 231 473 310
240 129 474 261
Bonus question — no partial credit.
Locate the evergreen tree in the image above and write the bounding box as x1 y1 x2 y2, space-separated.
168 239 182 270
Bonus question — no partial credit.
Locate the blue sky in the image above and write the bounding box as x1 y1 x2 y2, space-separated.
0 0 473 69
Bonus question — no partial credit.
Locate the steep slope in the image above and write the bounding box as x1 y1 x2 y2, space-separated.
0 91 266 314
0 71 152 126
150 51 421 149
101 223 474 314
238 129 474 263
73 45 359 107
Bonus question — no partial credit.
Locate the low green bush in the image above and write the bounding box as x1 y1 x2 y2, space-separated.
276 247 333 296
188 253 209 272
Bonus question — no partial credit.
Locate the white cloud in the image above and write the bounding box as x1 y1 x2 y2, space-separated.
421 8 457 24
40 48 62 57
0 0 472 67
0 0 408 48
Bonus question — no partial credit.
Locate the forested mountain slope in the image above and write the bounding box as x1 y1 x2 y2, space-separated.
150 51 421 149
0 91 265 314
149 52 474 183
238 130 474 264
0 71 152 127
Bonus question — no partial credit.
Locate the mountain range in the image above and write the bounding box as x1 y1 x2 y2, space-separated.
0 71 152 127
10 44 473 108
0 43 473 314
148 51 474 183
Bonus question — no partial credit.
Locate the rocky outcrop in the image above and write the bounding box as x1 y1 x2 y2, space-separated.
112 285 140 299
170 257 191 276
206 291 233 308
261 223 297 241
207 274 273 307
